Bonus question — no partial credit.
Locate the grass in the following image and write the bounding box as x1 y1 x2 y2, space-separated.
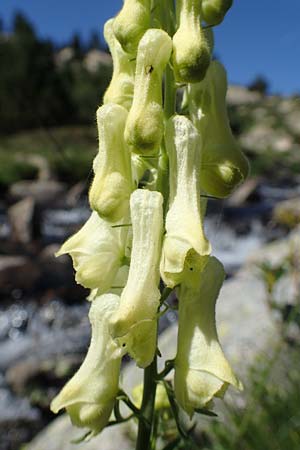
0 125 98 188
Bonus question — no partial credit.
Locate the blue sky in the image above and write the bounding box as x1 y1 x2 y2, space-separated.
0 0 299 95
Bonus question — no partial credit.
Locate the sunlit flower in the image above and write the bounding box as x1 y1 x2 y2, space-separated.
89 103 133 222
188 60 249 197
51 294 122 438
172 0 210 83
160 115 211 288
103 19 135 110
56 211 130 292
109 189 163 368
124 29 172 154
174 256 242 416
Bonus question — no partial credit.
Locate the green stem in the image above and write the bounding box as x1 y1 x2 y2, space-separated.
135 356 158 450
135 3 176 450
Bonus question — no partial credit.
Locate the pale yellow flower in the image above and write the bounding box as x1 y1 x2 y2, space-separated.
56 211 129 292
109 189 163 368
103 19 135 110
174 256 242 416
160 115 211 288
89 103 133 222
188 60 249 197
124 29 172 154
172 0 210 83
51 294 122 438
113 0 151 55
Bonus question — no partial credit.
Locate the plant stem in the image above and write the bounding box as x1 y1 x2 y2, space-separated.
135 356 158 450
135 3 176 449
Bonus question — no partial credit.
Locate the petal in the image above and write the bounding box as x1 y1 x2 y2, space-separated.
188 60 249 197
109 189 163 367
175 257 242 416
160 115 211 288
56 212 129 291
89 103 133 222
124 29 172 154
51 294 122 436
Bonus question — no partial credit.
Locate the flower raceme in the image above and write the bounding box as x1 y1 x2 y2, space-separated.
174 257 242 416
51 0 247 441
160 115 211 288
50 294 122 439
109 189 163 368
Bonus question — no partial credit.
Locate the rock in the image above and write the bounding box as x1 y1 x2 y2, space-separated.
9 180 66 206
0 387 41 450
273 197 300 227
240 125 294 153
65 182 87 207
0 255 40 293
84 49 112 72
8 197 39 244
26 415 132 450
226 177 261 207
227 85 261 106
15 154 52 181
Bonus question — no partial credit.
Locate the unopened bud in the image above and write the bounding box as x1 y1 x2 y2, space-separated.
113 0 151 55
172 0 210 83
103 19 135 109
125 29 172 154
202 0 233 26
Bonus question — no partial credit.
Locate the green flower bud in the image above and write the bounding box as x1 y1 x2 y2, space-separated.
172 0 210 83
125 29 172 154
56 211 129 292
109 189 163 368
51 294 122 438
174 257 242 416
189 60 249 197
160 115 211 288
89 103 133 221
201 0 233 26
113 0 151 55
103 19 135 110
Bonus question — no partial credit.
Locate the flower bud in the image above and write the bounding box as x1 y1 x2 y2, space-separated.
109 189 163 368
51 294 122 438
172 0 210 83
113 0 151 55
160 115 211 288
89 103 133 221
174 257 242 416
201 0 233 26
56 211 129 292
125 29 172 154
103 19 135 110
189 60 249 197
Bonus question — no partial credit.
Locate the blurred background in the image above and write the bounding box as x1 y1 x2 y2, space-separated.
0 1 300 449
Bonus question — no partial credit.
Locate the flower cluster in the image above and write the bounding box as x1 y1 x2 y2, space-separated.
51 0 247 439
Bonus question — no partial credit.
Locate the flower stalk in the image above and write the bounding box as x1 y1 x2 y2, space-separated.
50 0 246 448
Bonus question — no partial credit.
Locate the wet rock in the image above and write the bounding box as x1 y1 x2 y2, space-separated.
0 387 41 450
65 182 87 207
226 177 261 207
15 154 52 181
8 197 40 244
273 197 300 227
0 255 40 294
227 85 261 106
9 180 66 206
26 415 132 450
